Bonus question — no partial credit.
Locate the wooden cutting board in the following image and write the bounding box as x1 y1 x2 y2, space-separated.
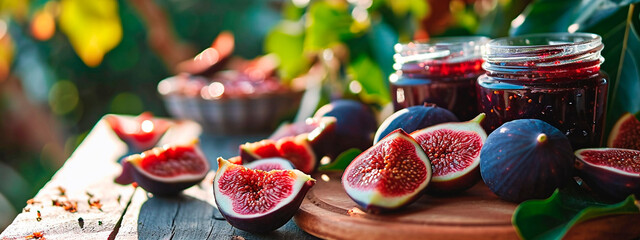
294 172 640 240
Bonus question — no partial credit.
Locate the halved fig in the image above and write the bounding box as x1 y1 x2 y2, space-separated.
375 104 459 144
105 112 171 152
244 157 295 171
607 112 640 151
214 158 315 233
276 134 317 174
239 139 280 162
575 148 640 201
121 141 210 196
238 135 317 174
342 129 432 213
269 117 336 141
410 113 486 194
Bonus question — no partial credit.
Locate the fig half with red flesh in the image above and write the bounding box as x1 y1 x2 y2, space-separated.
607 112 640 151
575 148 640 201
124 141 210 196
410 113 486 194
342 129 432 213
239 139 280 162
238 135 317 174
244 157 295 171
105 112 171 152
214 158 315 233
276 134 317 174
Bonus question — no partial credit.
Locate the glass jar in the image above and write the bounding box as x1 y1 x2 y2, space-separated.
477 33 608 149
390 36 489 120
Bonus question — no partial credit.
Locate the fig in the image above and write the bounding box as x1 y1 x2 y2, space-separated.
410 113 486 194
214 158 315 233
238 135 317 174
342 129 432 213
269 117 338 159
105 112 171 152
121 141 210 196
244 157 295 171
239 139 280 162
313 99 378 158
607 112 640 151
276 134 317 174
374 104 459 144
575 148 640 201
480 119 574 202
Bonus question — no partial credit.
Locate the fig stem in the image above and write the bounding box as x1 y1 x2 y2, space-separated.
536 133 547 143
470 113 486 124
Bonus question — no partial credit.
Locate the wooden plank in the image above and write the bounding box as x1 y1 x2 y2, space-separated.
294 172 640 240
0 118 134 239
116 171 319 240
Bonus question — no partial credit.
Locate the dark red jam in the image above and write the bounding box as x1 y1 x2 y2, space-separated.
391 37 489 121
477 33 608 149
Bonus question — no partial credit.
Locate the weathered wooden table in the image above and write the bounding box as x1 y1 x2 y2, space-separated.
0 117 319 239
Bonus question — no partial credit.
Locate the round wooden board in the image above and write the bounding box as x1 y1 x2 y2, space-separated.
294 172 640 240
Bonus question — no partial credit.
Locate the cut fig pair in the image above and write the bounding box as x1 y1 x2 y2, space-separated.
343 114 487 212
239 133 318 174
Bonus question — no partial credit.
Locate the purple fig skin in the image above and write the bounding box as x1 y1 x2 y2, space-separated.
426 168 480 195
575 148 640 201
216 180 315 233
132 170 205 196
313 99 378 159
374 105 459 144
115 160 135 185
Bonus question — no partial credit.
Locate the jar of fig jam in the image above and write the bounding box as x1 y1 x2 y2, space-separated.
390 36 489 120
478 33 607 149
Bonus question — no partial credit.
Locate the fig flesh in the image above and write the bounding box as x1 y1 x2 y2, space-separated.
607 112 640 151
239 139 280 162
575 148 640 201
214 158 315 233
375 104 459 144
244 157 295 171
480 119 574 202
122 141 210 196
105 112 171 152
342 129 432 213
313 99 378 158
410 113 486 194
238 135 317 174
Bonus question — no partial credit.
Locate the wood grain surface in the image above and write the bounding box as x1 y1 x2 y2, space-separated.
0 116 318 240
294 172 640 240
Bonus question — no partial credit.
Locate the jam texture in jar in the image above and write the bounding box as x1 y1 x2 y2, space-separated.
478 33 608 149
391 36 489 120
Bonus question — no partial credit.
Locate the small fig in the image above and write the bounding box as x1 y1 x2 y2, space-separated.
607 112 640 151
214 158 315 233
121 141 210 196
374 104 459 144
480 119 574 202
244 157 295 171
342 129 432 213
239 139 280 162
575 148 640 201
105 112 171 152
411 113 486 194
239 135 317 174
313 99 378 158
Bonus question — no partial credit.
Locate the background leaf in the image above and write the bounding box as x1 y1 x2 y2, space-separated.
59 0 123 67
265 20 309 82
513 183 639 240
318 148 361 171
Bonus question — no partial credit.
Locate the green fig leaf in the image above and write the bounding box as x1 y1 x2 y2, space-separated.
318 148 361 171
513 182 640 240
